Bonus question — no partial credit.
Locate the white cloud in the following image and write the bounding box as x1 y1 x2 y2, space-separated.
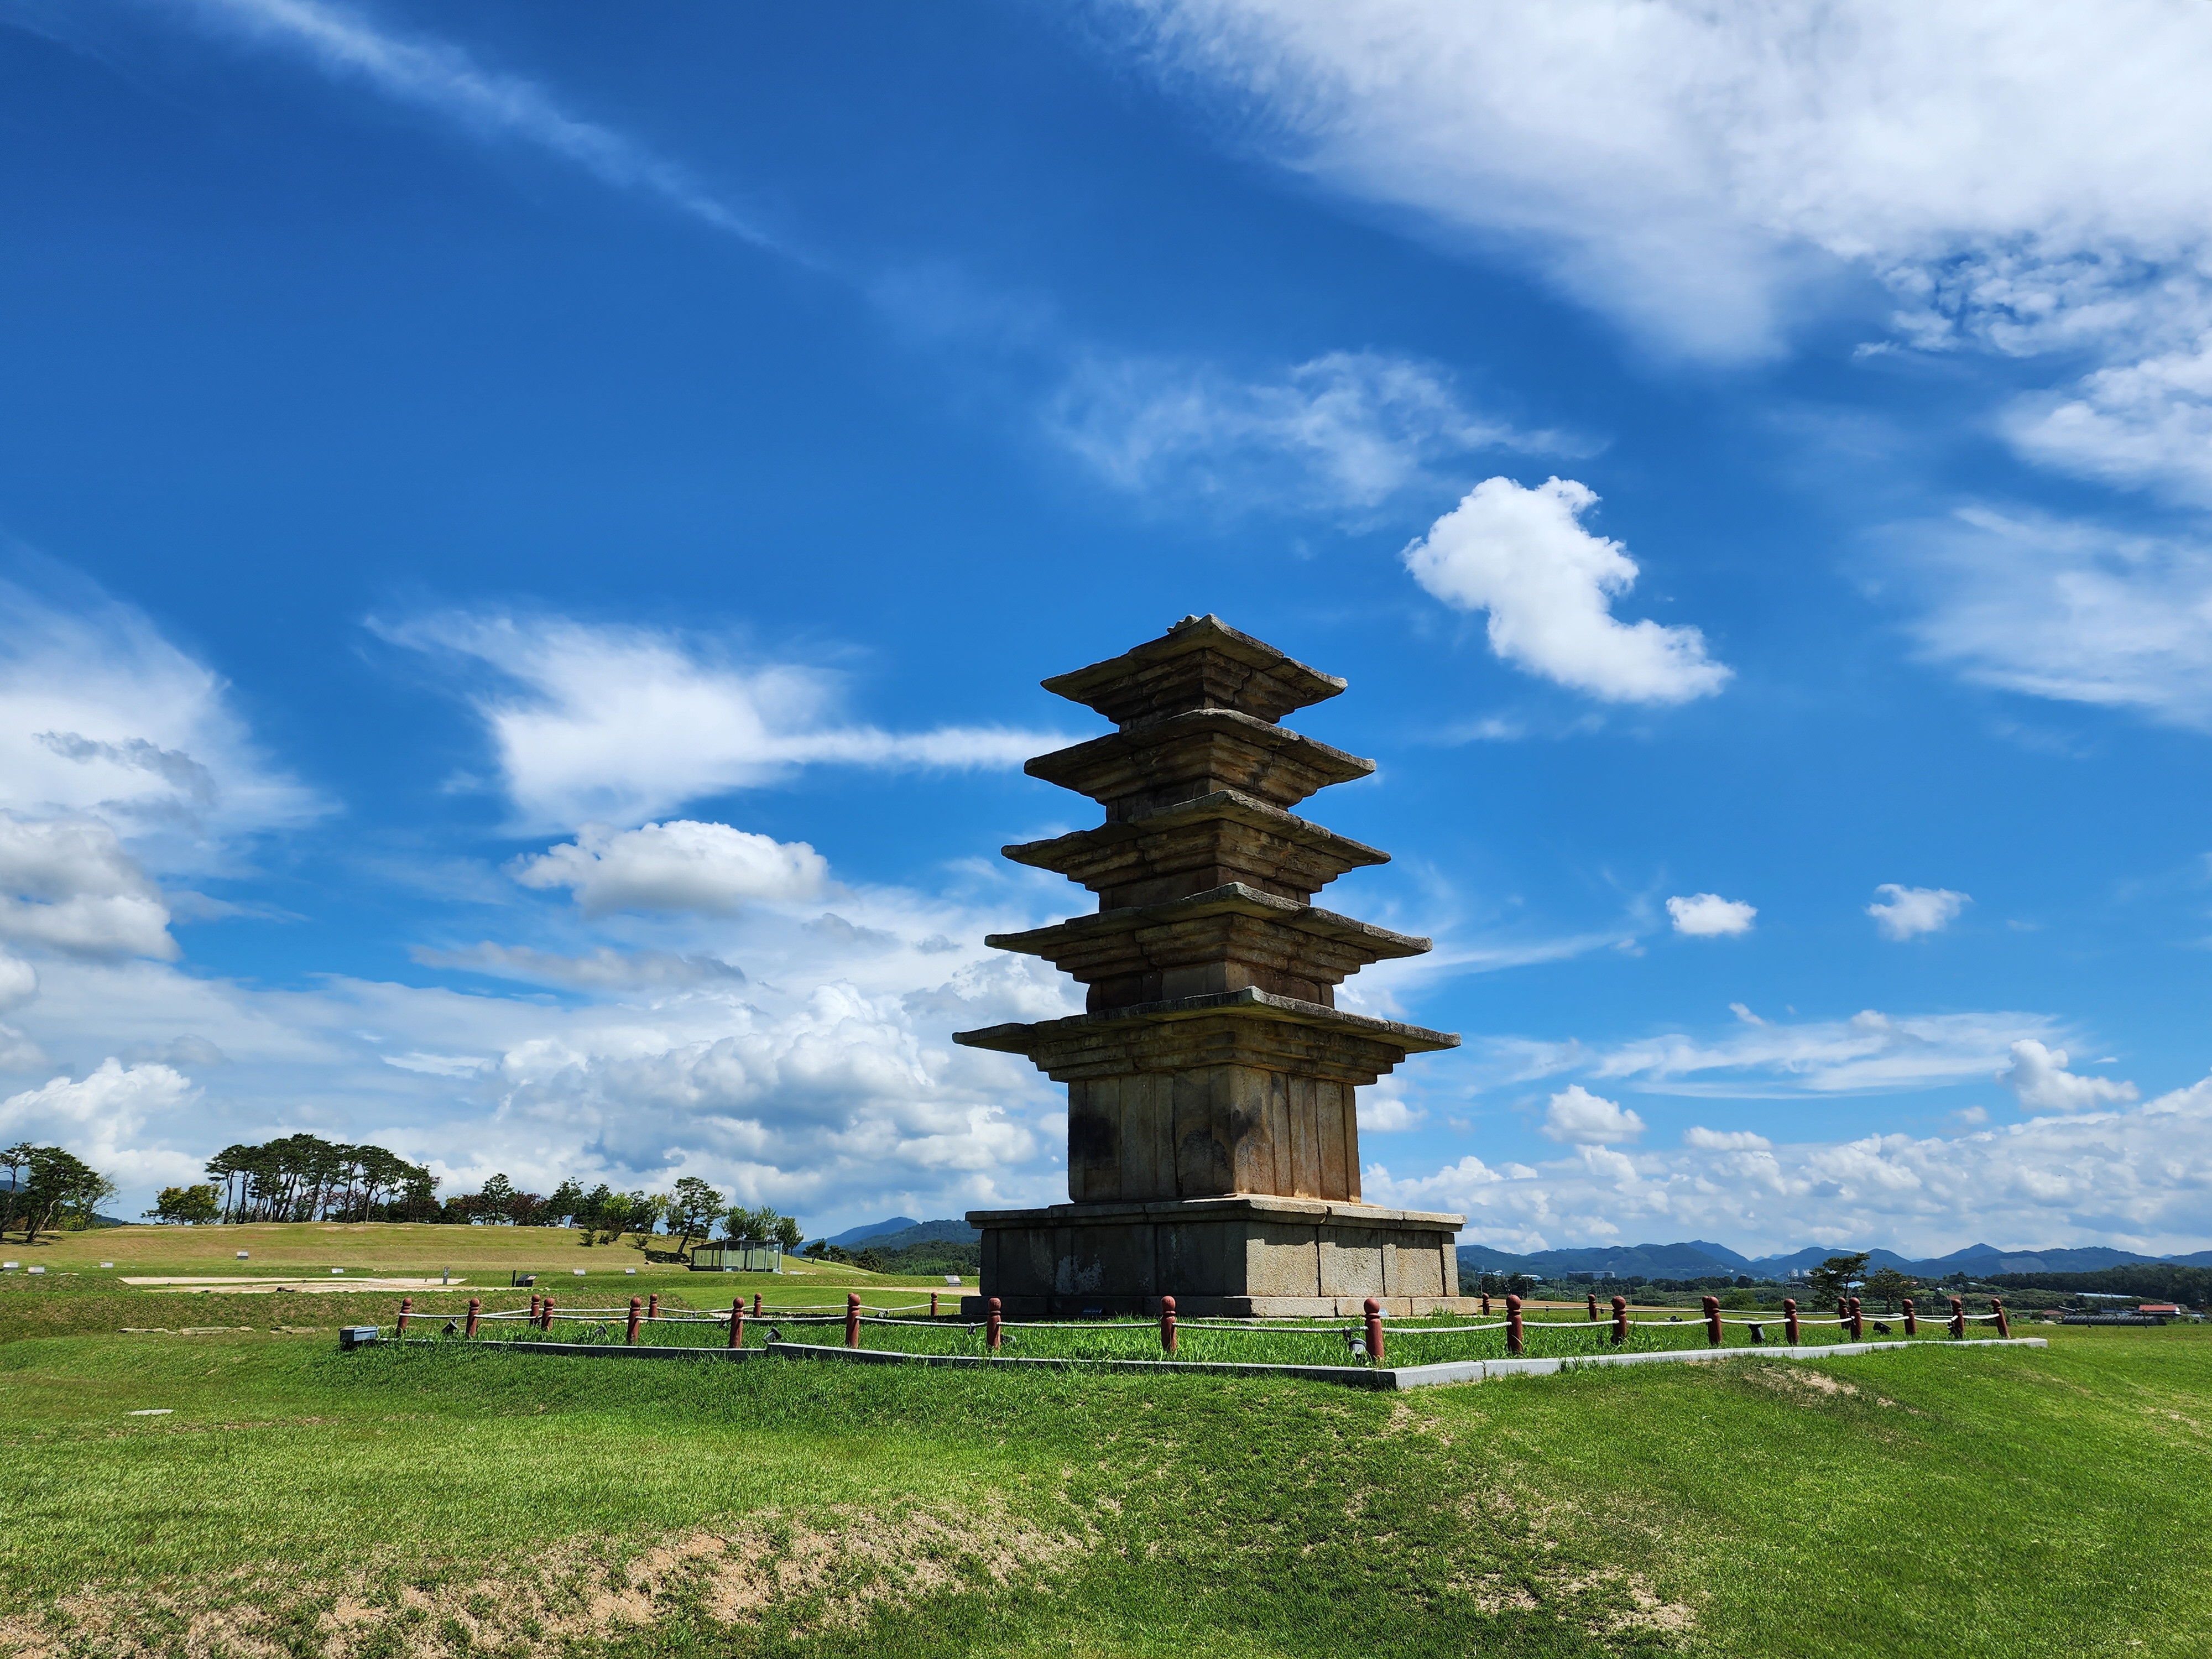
512 821 828 917
2006 333 2212 505
1540 1084 1644 1145
0 815 176 960
411 942 747 991
1128 3 2212 360
1683 1126 1771 1151
1996 1039 2140 1114
1355 1090 1426 1132
0 574 323 864
0 1058 206 1193
1892 507 2212 729
0 951 36 1013
1049 349 1549 512
1867 884 1970 941
1404 477 1729 704
1667 893 1756 937
1369 1070 2212 1259
182 0 778 251
379 613 1061 830
1585 1006 2063 1098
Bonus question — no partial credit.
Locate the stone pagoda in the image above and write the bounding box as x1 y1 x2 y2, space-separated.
955 615 1470 1317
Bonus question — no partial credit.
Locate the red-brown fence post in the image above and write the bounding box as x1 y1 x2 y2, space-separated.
540 1296 554 1333
752 1292 763 1317
1611 1295 1627 1345
1836 1296 1850 1326
1849 1297 1864 1342
647 1293 659 1323
1702 1295 1722 1348
465 1297 480 1339
728 1298 744 1350
1160 1295 1177 1355
931 1291 939 1318
529 1293 540 1327
627 1296 642 1345
1505 1294 1524 1356
397 1297 411 1336
1587 1290 1600 1324
1991 1298 2010 1339
1363 1297 1386 1365
986 1296 1003 1354
1783 1298 1800 1345
1480 1291 1492 1316
1902 1297 1916 1336
1949 1296 1965 1338
845 1292 861 1349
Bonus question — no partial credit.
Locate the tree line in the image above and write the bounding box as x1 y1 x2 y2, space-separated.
1 1142 118 1243
128 1135 809 1261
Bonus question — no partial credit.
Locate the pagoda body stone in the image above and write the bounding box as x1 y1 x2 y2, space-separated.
955 616 1473 1318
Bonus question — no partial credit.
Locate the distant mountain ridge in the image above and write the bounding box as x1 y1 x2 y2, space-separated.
816 1217 979 1252
1458 1238 2194 1279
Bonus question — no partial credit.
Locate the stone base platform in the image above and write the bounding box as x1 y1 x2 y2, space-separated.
961 1194 1473 1320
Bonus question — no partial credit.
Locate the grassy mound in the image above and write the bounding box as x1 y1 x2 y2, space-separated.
1 1300 2205 1656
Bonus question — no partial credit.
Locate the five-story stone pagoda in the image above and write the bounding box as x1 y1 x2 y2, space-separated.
956 615 1471 1318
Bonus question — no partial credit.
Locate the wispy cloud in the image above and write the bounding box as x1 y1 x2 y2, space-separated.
1583 1007 2068 1098
181 0 787 253
1046 349 1571 515
378 612 1066 831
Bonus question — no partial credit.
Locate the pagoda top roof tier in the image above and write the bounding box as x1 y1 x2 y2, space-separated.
1042 613 1345 728
1026 708 1373 820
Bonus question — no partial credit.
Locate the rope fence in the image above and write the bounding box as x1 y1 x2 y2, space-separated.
372 1288 2020 1366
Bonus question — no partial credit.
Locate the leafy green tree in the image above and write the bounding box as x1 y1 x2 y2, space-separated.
666 1177 723 1258
1804 1252 1872 1305
476 1173 517 1224
1864 1266 1916 1312
0 1141 33 1237
147 1185 221 1225
12 1147 114 1241
544 1178 585 1227
773 1213 804 1253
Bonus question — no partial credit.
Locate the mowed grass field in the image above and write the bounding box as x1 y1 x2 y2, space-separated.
1 1226 2205 1658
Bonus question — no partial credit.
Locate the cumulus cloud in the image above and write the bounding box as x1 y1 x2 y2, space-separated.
1867 884 1970 941
1584 1006 2063 1098
1540 1084 1644 1144
0 1058 206 1193
0 951 36 1013
1049 349 1551 512
1356 1091 1426 1132
1404 477 1729 704
1996 1039 2140 1114
1667 893 1755 937
0 815 176 959
380 613 1059 830
511 821 828 917
1369 1070 2212 1258
1683 1126 1771 1151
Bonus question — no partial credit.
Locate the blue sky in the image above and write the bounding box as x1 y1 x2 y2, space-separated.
2 0 2210 1255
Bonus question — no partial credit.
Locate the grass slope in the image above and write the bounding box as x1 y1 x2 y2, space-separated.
1 1303 2205 1657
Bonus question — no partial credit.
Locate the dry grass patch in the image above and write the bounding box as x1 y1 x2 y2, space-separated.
0 1501 1085 1659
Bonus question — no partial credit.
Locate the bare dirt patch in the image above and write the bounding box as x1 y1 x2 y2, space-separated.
0 1501 1084 1659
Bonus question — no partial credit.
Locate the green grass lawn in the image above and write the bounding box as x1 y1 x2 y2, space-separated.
2 1274 2205 1658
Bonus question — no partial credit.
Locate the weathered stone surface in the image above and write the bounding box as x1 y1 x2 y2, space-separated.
1003 787 1388 909
961 1196 1466 1318
1026 708 1373 821
1041 613 1345 728
958 618 1465 1316
987 882 1430 1013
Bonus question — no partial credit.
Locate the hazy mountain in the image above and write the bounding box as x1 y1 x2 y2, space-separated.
820 1215 921 1249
